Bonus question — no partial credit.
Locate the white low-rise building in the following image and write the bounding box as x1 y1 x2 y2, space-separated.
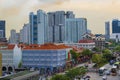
65 40 95 50
0 44 22 72
110 33 120 42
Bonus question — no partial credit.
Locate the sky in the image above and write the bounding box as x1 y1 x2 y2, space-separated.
0 0 120 38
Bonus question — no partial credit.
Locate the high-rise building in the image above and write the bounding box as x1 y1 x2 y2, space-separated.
65 18 87 43
9 29 17 44
48 11 75 43
29 12 37 44
37 10 48 44
66 11 75 18
9 29 20 44
105 21 110 40
87 29 91 34
20 24 30 44
16 33 20 43
0 20 5 38
29 10 48 44
112 19 120 33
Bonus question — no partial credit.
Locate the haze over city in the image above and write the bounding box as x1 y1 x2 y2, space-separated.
0 0 120 38
1 0 120 80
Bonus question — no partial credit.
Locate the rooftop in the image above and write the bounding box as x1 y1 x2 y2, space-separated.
79 40 94 43
0 43 71 50
23 43 70 50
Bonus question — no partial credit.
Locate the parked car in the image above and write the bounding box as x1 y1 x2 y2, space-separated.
104 69 111 75
98 67 106 76
111 66 117 76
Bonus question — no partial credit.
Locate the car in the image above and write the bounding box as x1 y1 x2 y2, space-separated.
98 67 106 76
104 69 111 75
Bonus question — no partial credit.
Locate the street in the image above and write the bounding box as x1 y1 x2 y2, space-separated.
85 63 120 80
86 72 120 80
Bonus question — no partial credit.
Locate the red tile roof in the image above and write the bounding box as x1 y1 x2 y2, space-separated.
23 43 70 50
0 43 71 50
79 40 94 43
7 44 15 49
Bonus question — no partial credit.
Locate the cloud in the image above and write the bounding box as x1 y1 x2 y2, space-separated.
1 0 120 38
38 0 70 5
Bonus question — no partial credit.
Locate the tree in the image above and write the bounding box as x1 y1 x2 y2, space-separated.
114 46 120 52
66 67 87 79
103 53 113 61
81 49 93 57
102 49 111 54
92 54 108 68
51 74 70 80
70 50 80 64
92 47 100 52
18 61 22 68
92 54 103 64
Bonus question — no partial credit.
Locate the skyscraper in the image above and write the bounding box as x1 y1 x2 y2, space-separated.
29 12 37 44
37 10 48 44
105 21 110 40
48 11 75 43
66 11 75 18
20 24 30 44
29 9 48 44
9 29 17 44
65 18 87 43
0 20 5 38
112 19 120 33
9 29 20 44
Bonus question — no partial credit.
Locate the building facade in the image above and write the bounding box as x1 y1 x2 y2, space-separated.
22 44 71 73
105 21 110 40
65 40 95 50
112 19 120 33
20 24 30 44
48 11 75 43
65 18 87 43
37 10 48 44
9 29 17 44
94 36 105 50
0 20 5 38
0 45 22 72
9 30 20 44
29 10 48 44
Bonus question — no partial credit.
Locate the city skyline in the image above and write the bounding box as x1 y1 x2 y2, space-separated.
0 0 120 38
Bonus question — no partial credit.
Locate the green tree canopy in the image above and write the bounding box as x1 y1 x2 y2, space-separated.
81 49 93 57
51 74 70 80
70 50 80 63
114 46 120 52
18 61 22 68
102 53 113 61
66 67 87 79
102 49 111 54
92 54 104 64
